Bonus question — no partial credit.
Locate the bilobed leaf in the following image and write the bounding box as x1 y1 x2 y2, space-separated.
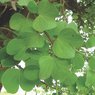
9 13 32 31
33 15 56 32
6 38 26 55
1 69 20 93
77 76 86 90
39 56 54 79
48 21 67 36
85 70 95 87
88 56 95 70
63 73 77 86
52 38 75 59
17 0 31 6
9 13 25 30
86 36 95 47
68 22 78 32
52 58 69 81
23 66 39 81
52 58 77 85
71 53 84 70
59 28 83 48
1 56 16 67
28 0 38 13
20 32 45 48
14 49 30 61
38 0 58 18
20 71 36 91
25 49 45 66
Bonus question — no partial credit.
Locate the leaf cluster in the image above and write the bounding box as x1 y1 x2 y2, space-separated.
0 0 95 94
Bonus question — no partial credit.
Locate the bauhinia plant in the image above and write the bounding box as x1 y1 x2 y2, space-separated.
0 0 95 94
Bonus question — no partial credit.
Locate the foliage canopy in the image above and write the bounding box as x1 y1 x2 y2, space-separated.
0 0 95 94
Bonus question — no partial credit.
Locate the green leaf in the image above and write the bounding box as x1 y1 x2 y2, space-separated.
68 22 78 32
17 0 31 6
59 28 83 48
45 77 53 86
52 58 69 81
9 13 32 31
48 21 67 36
86 36 95 47
52 38 75 59
0 70 5 83
0 48 8 61
1 56 16 67
9 13 25 30
68 85 77 94
39 56 54 79
85 70 95 87
38 0 58 18
20 71 35 91
71 53 84 70
23 66 39 81
20 32 45 48
1 69 20 93
77 76 86 91
6 38 26 55
33 15 56 32
24 50 43 66
14 50 30 61
28 0 38 13
0 0 9 3
88 56 95 70
52 58 77 85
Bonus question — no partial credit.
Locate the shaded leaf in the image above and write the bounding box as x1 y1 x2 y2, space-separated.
23 65 39 81
6 38 26 55
71 53 84 70
88 56 95 70
1 69 20 93
38 0 58 18
85 70 95 87
28 0 38 13
52 58 77 85
20 71 36 91
39 56 54 79
86 36 95 47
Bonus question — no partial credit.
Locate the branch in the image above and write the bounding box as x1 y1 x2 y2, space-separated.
44 32 53 45
40 80 48 86
40 80 56 89
0 4 7 17
0 27 13 32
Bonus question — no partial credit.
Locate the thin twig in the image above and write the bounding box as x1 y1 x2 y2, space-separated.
0 27 13 32
60 0 64 15
40 80 48 86
44 32 53 45
0 27 17 36
40 80 56 89
0 4 7 17
26 12 30 19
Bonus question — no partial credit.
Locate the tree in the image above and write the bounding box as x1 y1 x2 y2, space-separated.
0 0 95 94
